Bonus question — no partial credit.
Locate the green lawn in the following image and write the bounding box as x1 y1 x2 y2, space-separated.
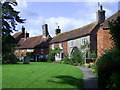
2 62 83 89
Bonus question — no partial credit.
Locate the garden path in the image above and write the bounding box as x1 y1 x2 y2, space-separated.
77 66 99 89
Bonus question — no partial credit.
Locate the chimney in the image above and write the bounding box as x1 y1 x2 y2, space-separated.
26 31 29 38
96 5 106 24
22 26 25 34
55 26 61 35
42 24 49 37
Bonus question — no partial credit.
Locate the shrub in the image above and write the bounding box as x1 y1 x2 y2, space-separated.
88 62 95 69
107 73 120 89
96 49 120 89
38 58 47 62
71 49 84 64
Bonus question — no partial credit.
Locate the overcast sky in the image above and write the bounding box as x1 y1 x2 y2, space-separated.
13 0 120 37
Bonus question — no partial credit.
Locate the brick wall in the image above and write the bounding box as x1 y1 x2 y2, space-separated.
49 41 68 54
62 41 68 54
14 49 27 56
97 27 113 57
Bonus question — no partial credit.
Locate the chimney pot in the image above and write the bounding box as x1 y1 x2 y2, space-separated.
56 26 61 35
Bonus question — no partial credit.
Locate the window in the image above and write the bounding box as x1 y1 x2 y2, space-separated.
70 41 73 47
82 38 87 45
27 49 33 52
52 43 54 49
22 50 24 52
59 43 62 49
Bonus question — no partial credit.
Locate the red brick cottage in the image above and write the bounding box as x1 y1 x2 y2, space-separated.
13 24 52 61
97 10 120 57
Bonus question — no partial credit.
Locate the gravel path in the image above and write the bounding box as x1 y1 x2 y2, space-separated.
77 66 99 90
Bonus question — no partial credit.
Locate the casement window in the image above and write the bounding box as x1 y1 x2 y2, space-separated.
27 49 33 52
59 42 62 49
82 38 87 45
70 41 73 47
22 49 24 52
52 43 54 49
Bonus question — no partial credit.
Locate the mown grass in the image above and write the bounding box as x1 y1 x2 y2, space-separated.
2 62 83 89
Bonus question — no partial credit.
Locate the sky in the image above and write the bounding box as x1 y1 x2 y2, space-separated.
12 0 120 37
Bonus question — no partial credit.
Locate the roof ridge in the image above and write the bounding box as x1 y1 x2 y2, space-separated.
105 10 120 21
56 22 97 36
51 22 98 41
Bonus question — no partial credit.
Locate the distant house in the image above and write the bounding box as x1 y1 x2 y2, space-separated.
49 6 119 61
13 24 52 61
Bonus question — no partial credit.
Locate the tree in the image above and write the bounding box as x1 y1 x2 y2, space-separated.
1 0 25 63
47 47 61 62
108 16 120 49
96 16 120 89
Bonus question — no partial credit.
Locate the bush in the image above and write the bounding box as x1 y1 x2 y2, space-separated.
47 53 55 62
62 56 73 65
96 49 120 89
3 53 18 64
88 62 95 69
38 58 47 62
71 49 84 64
107 73 120 89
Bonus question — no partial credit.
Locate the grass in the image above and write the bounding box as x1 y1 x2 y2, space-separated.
2 62 83 89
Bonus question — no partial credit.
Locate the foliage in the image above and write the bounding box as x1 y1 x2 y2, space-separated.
38 57 47 62
96 17 120 89
1 0 25 64
2 53 18 64
26 52 31 57
71 49 84 64
47 47 61 62
96 49 120 89
3 62 83 89
108 16 120 49
60 49 84 66
61 56 73 65
88 62 95 69
107 73 120 89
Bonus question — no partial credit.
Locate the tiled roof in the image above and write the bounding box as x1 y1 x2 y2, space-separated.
18 35 51 49
13 32 21 38
102 10 120 29
50 22 98 43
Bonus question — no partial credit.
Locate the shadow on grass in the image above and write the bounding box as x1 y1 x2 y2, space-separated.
48 75 83 89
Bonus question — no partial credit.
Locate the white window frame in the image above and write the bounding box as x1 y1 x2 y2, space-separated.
52 43 54 49
22 49 24 52
59 42 63 49
82 38 87 45
70 41 73 47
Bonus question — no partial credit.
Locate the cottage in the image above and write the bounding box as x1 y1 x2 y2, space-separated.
97 10 120 57
13 24 52 61
50 6 119 61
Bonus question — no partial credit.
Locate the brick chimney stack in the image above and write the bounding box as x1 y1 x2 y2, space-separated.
42 24 49 37
55 26 61 35
22 26 25 34
97 5 106 24
26 31 29 38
